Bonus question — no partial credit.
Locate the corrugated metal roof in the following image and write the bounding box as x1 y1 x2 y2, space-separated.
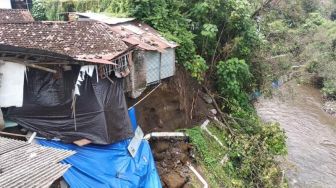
110 21 178 52
77 12 135 25
0 136 75 188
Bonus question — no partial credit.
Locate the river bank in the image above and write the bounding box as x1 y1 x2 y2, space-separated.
256 83 336 187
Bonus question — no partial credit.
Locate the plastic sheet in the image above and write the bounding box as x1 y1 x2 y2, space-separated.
128 107 138 131
5 67 134 144
37 139 162 188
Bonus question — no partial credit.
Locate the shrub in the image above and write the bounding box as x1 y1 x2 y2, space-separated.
322 79 336 97
31 0 47 21
216 58 252 108
302 12 326 30
301 0 320 13
185 55 209 82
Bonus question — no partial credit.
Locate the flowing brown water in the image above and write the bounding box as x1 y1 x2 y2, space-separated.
255 83 336 188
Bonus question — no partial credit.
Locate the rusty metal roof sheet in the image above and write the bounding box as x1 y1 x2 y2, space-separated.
0 9 34 23
110 21 178 52
0 21 129 64
0 136 75 188
74 12 177 52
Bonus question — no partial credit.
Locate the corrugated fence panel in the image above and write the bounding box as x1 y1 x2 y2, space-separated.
160 48 175 79
144 51 160 84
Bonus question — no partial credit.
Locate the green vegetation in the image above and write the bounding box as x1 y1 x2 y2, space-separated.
216 58 252 109
187 121 287 187
31 0 132 20
254 0 336 98
128 3 288 185
31 0 47 20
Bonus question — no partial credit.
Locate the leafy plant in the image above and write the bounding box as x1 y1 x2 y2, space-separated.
302 12 326 30
322 79 336 97
31 0 47 21
201 24 218 38
185 55 209 82
217 58 252 108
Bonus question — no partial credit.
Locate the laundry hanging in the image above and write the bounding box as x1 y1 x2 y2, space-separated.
74 65 97 96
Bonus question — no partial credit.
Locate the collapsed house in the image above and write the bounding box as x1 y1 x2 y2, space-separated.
76 12 178 98
0 18 135 144
0 9 163 187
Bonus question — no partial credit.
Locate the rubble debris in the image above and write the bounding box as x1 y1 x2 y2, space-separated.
73 138 91 146
323 100 336 116
150 139 194 188
162 172 187 188
200 92 213 104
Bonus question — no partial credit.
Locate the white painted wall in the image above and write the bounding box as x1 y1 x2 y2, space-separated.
0 0 12 9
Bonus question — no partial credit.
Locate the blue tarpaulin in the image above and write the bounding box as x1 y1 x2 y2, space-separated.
128 107 138 131
37 139 162 188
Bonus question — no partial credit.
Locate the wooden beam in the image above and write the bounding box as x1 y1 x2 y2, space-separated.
0 59 57 73
26 64 57 73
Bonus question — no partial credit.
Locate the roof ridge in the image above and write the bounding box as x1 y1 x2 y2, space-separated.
0 20 128 60
0 9 30 11
0 20 98 25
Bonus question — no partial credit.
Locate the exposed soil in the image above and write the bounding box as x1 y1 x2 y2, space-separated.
150 138 198 188
128 65 209 133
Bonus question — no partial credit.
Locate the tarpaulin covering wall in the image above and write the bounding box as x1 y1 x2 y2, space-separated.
37 139 162 188
5 66 134 144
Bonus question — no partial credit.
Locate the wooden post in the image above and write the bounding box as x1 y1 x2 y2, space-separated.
0 108 4 131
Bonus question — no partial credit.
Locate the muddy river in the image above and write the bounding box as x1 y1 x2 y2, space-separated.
255 83 336 188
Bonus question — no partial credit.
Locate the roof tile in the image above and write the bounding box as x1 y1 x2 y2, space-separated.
0 9 34 23
0 21 128 58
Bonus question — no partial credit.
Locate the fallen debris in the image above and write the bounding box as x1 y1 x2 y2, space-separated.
150 138 195 188
323 100 336 116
